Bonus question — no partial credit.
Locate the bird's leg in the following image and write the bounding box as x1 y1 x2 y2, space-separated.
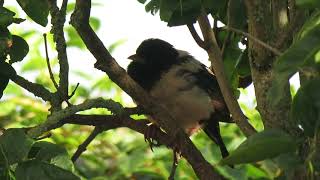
168 149 180 180
144 123 162 151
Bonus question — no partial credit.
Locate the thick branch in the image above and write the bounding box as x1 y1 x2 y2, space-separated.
196 12 256 136
69 1 222 179
48 0 69 99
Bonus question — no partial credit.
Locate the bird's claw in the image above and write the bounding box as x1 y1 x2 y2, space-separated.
144 124 161 151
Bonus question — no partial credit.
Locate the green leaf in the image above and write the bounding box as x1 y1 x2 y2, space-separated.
0 128 34 165
0 7 15 27
296 0 320 8
219 129 296 165
145 0 160 15
291 78 320 137
268 24 320 106
9 35 29 63
16 160 80 180
228 0 247 30
29 141 74 172
90 17 101 31
296 11 320 40
137 0 147 4
16 0 49 26
167 0 201 26
159 0 178 22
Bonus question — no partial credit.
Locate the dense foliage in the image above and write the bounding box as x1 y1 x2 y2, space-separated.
0 0 319 179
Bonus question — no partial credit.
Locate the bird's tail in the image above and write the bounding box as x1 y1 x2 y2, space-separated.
203 114 229 158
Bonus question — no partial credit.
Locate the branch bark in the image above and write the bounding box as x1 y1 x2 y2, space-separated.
48 0 69 101
244 0 292 131
196 12 256 136
69 0 223 179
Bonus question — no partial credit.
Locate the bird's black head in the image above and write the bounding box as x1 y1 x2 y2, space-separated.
129 39 179 66
127 39 180 90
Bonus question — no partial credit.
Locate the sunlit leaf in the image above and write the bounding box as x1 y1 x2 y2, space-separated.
220 129 296 165
9 35 29 63
90 17 101 31
291 78 320 137
16 0 49 26
16 160 80 180
0 128 34 165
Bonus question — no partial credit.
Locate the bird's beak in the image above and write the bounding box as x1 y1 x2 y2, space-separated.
128 54 144 62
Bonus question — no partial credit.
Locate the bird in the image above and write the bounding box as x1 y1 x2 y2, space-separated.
127 38 232 158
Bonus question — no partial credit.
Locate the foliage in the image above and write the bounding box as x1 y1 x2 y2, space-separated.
0 0 320 179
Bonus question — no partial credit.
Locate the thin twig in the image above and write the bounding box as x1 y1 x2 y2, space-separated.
43 33 59 90
68 82 79 99
72 127 103 162
196 10 256 136
221 0 232 57
223 26 282 56
187 24 207 49
168 150 179 180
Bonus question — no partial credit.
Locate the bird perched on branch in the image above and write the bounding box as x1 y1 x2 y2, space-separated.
127 38 232 158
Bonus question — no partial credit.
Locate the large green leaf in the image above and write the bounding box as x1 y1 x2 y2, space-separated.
159 0 178 22
16 0 49 26
296 0 320 8
291 78 320 137
268 23 320 106
9 35 29 63
0 7 15 27
0 129 34 165
29 141 74 172
15 160 80 180
228 0 247 30
167 0 201 26
219 129 296 165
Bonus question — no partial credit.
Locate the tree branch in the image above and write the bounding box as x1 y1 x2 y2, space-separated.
48 0 69 100
27 98 123 138
10 74 54 102
43 33 59 90
187 24 206 49
71 126 104 162
223 26 282 56
69 1 223 179
196 11 256 136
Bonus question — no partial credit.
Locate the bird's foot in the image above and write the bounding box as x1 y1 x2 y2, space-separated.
144 124 162 151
